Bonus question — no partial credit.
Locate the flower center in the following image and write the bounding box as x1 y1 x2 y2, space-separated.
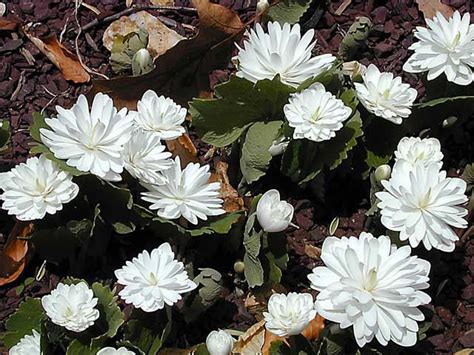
65 306 75 318
148 272 159 286
310 107 322 123
363 267 378 292
382 88 391 100
449 31 462 50
417 188 432 210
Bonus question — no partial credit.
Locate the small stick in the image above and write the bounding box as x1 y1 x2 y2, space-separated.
81 4 197 32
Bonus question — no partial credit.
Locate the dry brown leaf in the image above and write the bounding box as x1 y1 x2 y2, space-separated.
0 18 20 31
24 32 90 83
209 161 244 213
335 0 352 16
165 134 199 166
0 221 34 286
304 244 321 260
234 315 325 354
102 11 184 59
415 0 454 20
151 0 175 5
92 0 245 109
454 349 474 355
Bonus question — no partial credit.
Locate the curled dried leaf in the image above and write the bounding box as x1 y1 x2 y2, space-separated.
165 134 199 166
209 161 245 213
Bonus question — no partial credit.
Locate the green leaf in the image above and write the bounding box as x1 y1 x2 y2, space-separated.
30 144 86 176
91 282 124 339
0 120 10 153
191 76 294 147
340 89 359 111
266 0 313 24
66 339 95 355
269 339 292 354
243 212 264 288
282 111 363 184
30 111 47 142
2 298 45 349
151 210 242 237
416 95 474 108
240 121 283 183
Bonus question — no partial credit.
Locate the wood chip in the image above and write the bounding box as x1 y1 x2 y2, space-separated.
335 0 352 16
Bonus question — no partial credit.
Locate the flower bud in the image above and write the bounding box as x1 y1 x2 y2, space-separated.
374 164 391 182
268 136 289 156
341 61 367 80
442 116 458 128
206 330 234 355
132 48 154 76
233 261 245 274
256 0 269 14
256 190 294 233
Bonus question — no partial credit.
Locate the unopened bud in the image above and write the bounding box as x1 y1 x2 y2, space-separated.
341 61 367 80
233 261 245 274
375 164 391 182
132 48 154 76
256 0 269 14
442 116 458 128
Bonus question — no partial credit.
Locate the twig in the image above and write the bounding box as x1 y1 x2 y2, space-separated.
10 71 25 101
81 4 197 32
73 0 109 80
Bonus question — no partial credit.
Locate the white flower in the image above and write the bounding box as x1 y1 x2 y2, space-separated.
376 162 468 252
115 242 197 312
141 157 225 225
9 330 41 355
257 189 294 233
206 329 234 355
129 90 186 141
41 282 99 332
0 155 79 221
40 93 132 181
235 22 336 87
123 129 173 184
263 292 317 337
97 347 135 355
394 136 443 168
354 64 417 124
403 11 474 86
284 83 352 142
308 232 431 347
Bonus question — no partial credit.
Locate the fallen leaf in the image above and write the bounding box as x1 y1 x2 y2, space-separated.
304 244 321 260
23 31 90 83
0 18 20 31
209 160 245 213
454 349 474 355
415 0 454 20
151 0 175 5
92 0 245 109
0 221 34 286
234 315 324 354
334 0 352 16
103 11 184 59
166 134 199 166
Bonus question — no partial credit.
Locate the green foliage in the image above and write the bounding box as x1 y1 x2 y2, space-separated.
266 0 313 25
243 212 264 288
92 282 124 339
110 29 152 75
0 120 10 153
191 76 295 147
339 17 372 61
2 298 45 349
281 111 363 183
416 95 474 108
185 268 224 323
240 121 283 183
29 111 85 176
461 163 474 193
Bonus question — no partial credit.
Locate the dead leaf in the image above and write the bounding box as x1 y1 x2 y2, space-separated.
166 134 199 166
304 244 321 260
92 0 245 109
151 0 175 5
234 315 324 354
415 0 454 20
0 221 34 286
23 32 90 83
103 11 184 59
334 0 352 16
209 160 245 213
0 18 20 31
454 349 474 355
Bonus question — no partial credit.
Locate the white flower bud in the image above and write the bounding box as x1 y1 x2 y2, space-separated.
0 3 6 17
341 61 367 79
268 136 289 156
233 261 245 274
206 329 234 355
374 164 391 183
256 0 269 14
256 189 294 233
132 48 154 76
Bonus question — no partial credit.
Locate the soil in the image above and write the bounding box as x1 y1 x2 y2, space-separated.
0 0 473 354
